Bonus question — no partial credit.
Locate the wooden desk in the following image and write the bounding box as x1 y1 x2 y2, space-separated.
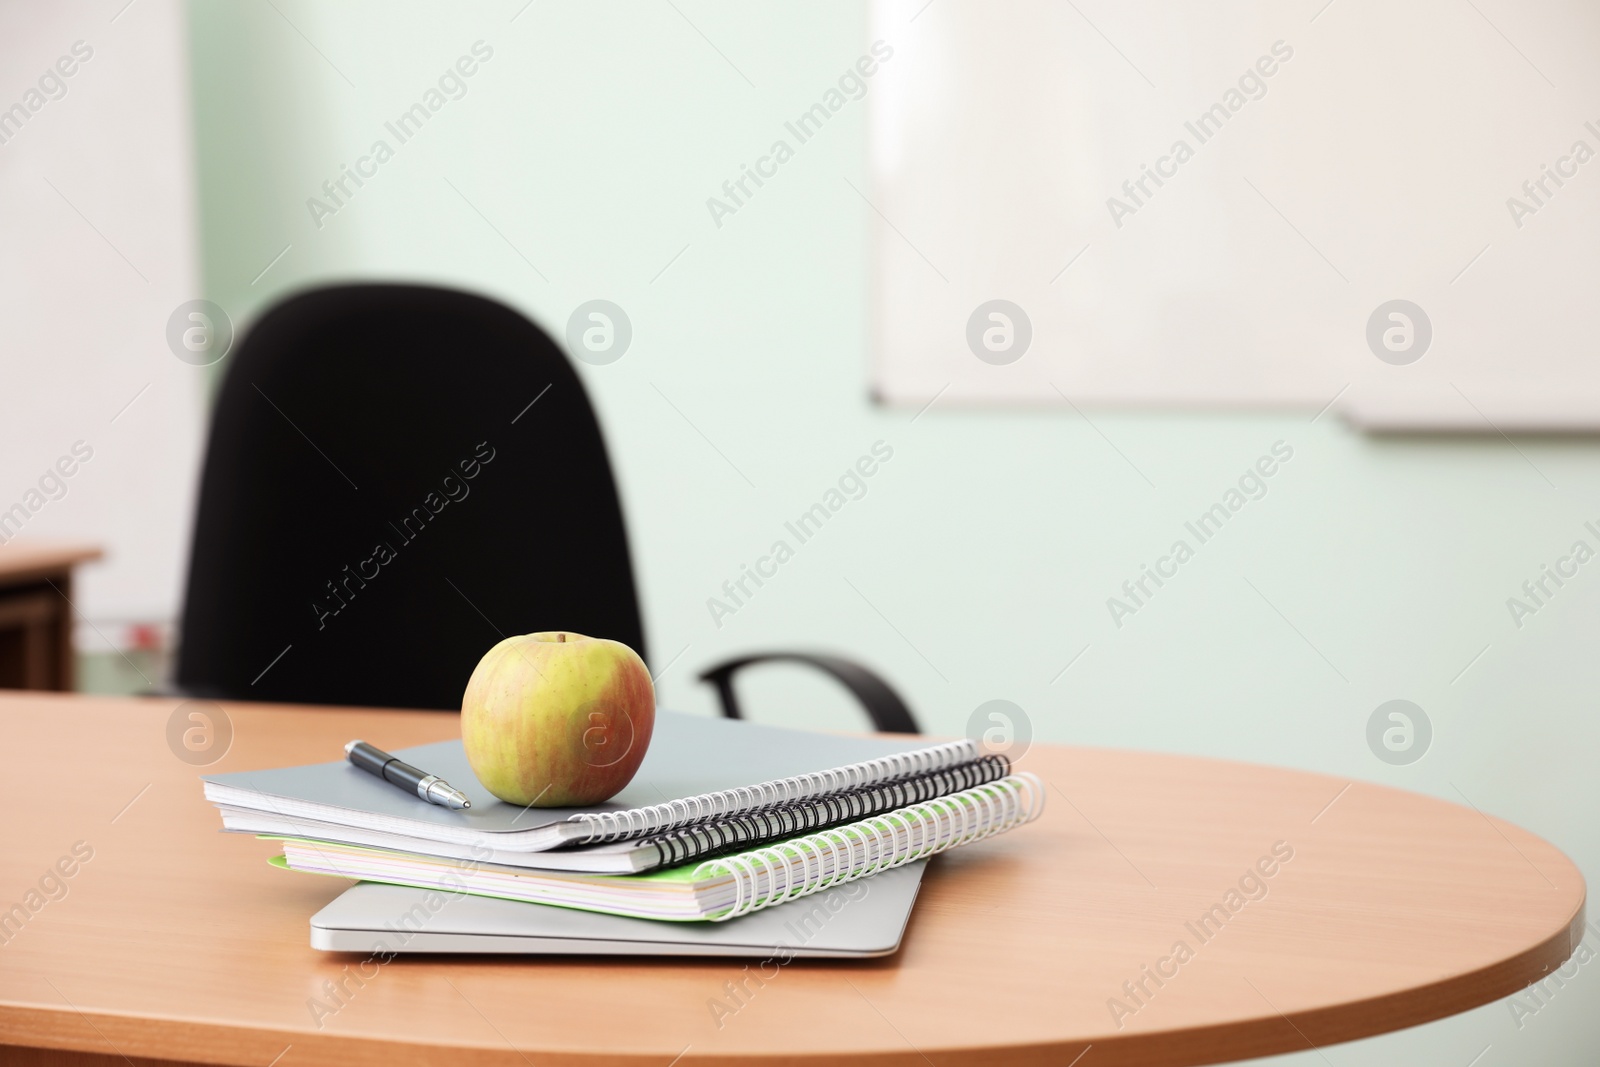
0 694 1583 1067
0 542 102 691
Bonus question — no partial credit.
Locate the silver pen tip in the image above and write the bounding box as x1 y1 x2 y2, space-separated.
429 781 473 810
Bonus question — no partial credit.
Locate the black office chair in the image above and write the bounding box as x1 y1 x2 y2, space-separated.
173 284 919 733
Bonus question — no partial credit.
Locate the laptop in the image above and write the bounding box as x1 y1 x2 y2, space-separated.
309 861 926 957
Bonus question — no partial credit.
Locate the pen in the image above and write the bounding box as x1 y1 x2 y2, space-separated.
345 740 472 810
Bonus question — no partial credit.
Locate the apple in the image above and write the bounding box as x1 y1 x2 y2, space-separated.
460 631 655 807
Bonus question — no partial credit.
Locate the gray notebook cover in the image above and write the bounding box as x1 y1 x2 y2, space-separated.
207 711 943 836
309 861 927 957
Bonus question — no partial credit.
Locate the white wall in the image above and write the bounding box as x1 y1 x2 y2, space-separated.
185 2 1600 1063
0 0 206 641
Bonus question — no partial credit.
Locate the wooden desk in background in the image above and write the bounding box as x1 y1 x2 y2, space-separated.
0 693 1585 1066
0 543 101 691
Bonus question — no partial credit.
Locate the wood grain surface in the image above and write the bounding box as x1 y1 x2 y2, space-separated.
0 543 102 588
0 693 1583 1066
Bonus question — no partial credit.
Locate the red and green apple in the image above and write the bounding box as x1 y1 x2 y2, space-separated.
461 631 654 806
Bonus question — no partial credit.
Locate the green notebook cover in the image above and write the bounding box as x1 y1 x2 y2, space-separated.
266 774 1042 923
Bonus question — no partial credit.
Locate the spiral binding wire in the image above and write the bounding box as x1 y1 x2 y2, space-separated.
644 754 1011 870
694 772 1044 921
564 737 980 845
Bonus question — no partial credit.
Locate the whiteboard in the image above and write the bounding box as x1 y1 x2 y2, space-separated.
869 0 1600 429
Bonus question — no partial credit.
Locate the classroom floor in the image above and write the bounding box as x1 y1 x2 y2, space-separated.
78 649 167 697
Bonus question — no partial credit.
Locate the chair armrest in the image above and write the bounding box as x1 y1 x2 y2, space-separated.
698 652 920 734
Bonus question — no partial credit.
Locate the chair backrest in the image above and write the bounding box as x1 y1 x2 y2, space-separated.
174 284 646 710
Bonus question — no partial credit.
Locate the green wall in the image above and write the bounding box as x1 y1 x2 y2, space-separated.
189 3 1600 1061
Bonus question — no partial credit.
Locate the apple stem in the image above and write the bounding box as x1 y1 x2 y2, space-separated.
558 633 566 642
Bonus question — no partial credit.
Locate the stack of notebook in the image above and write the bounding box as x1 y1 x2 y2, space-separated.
204 711 1043 954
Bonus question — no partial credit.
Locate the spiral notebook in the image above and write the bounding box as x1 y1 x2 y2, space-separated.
265 754 1011 875
204 712 982 870
276 774 1044 921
